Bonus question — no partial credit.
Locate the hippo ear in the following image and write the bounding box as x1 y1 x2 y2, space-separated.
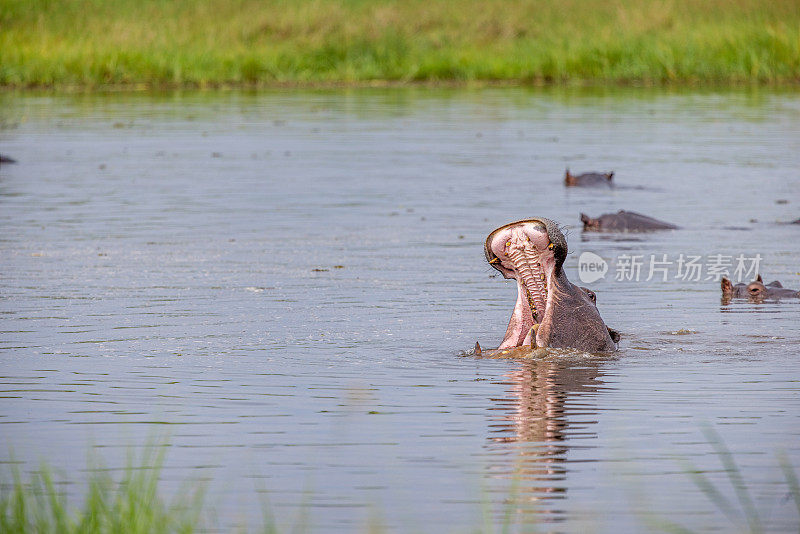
721 277 732 293
756 274 763 283
565 169 574 185
606 172 614 181
607 327 621 344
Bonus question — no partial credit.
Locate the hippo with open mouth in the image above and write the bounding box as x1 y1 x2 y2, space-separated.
721 274 800 302
479 217 618 353
564 169 614 187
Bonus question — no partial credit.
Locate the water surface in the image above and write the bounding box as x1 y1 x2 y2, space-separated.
1 88 799 532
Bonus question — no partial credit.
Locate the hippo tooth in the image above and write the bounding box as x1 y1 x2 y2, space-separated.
523 325 538 347
526 289 537 315
507 246 547 321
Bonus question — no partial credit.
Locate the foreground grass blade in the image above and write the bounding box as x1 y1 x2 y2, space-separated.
0 440 206 534
778 451 800 525
701 425 762 533
682 458 742 526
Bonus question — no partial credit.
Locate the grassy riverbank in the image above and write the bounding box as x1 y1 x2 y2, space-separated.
1 0 799 89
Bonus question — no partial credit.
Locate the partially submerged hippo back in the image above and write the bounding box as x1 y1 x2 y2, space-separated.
481 217 617 353
581 210 678 232
721 274 800 302
564 169 614 187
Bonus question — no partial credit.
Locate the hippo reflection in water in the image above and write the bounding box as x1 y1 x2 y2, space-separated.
721 274 800 302
581 210 679 232
477 217 618 354
564 169 614 187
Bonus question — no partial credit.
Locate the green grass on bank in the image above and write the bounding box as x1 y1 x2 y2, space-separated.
1 0 799 88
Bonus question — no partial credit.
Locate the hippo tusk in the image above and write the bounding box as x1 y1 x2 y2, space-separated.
523 324 539 348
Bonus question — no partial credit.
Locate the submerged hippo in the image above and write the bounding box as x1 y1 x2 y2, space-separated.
721 275 800 302
564 169 614 187
478 217 618 353
0 155 16 165
580 210 678 232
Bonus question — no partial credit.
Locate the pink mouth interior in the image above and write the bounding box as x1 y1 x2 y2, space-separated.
487 221 556 349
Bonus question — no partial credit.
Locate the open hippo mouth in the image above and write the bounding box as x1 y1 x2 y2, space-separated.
485 218 617 352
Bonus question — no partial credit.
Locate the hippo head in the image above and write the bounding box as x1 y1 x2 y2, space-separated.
720 274 767 302
485 218 617 352
564 169 577 186
579 213 601 231
721 274 763 300
564 169 614 187
720 274 798 302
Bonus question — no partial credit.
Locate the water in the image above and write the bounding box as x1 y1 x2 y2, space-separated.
1 88 799 532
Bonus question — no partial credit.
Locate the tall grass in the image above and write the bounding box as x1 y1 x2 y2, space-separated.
1 0 799 88
649 425 800 534
0 443 205 534
2 429 799 533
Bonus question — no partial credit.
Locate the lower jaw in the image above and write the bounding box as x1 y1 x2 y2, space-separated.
525 286 549 347
498 283 548 349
